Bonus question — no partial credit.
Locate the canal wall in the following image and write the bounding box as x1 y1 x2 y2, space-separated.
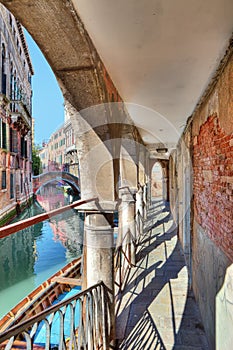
0 195 34 227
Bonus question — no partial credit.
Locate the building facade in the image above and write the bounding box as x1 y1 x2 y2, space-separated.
39 106 79 177
0 4 33 222
39 125 66 172
63 102 78 177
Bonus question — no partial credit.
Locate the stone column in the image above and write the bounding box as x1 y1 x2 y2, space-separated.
147 178 152 206
83 212 115 345
118 187 136 266
143 183 148 219
84 212 114 291
136 185 144 239
163 176 168 201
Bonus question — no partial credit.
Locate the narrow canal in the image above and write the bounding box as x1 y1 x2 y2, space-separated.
0 184 84 318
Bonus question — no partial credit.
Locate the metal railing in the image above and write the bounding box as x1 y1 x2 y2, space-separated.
0 282 112 350
0 197 97 239
0 191 148 348
114 187 146 293
114 229 137 294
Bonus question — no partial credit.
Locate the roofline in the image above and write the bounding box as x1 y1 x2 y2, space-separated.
16 19 34 75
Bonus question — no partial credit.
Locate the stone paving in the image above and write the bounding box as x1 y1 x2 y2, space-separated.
116 199 209 350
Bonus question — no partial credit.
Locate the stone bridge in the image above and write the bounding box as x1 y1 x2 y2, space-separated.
32 171 80 195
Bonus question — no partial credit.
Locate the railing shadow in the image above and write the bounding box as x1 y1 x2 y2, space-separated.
118 309 166 350
116 199 209 349
116 239 185 343
136 226 177 264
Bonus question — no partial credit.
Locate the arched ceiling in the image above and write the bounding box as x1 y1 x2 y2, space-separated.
72 0 233 151
1 0 232 158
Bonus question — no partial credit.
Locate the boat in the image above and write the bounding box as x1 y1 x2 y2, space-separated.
0 258 82 333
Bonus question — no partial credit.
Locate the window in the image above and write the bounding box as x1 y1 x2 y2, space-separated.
21 173 23 193
10 173 14 199
1 122 7 149
1 170 6 189
10 63 13 100
21 137 27 158
1 44 7 95
10 129 18 153
28 73 31 84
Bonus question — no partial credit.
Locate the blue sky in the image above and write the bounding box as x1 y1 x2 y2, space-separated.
24 30 64 146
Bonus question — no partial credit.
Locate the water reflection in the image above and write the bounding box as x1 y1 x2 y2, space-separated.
0 205 43 292
36 182 84 259
0 183 84 318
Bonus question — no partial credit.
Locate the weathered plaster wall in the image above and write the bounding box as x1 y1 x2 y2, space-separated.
169 126 192 278
170 43 233 348
189 49 232 348
192 221 231 350
169 150 178 223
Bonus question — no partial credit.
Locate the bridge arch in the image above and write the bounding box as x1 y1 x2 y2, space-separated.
32 171 80 195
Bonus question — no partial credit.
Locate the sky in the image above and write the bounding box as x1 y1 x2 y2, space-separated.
24 30 65 146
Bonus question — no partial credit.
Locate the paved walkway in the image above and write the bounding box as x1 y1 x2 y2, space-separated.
116 200 209 350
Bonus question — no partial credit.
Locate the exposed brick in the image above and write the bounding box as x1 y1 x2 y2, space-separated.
193 115 233 261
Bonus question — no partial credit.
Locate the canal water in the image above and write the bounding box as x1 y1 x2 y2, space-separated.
0 184 84 318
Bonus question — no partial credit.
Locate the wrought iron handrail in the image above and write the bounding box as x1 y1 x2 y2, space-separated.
114 228 137 294
114 187 145 294
0 197 97 239
0 281 112 350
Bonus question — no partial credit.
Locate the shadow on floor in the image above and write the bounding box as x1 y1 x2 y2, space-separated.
118 309 166 350
116 201 209 350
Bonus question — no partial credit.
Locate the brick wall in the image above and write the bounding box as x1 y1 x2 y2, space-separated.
193 91 233 262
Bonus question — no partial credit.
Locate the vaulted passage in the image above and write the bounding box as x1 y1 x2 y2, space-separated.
0 1 232 349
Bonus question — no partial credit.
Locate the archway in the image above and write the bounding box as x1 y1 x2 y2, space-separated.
151 162 163 199
32 171 80 195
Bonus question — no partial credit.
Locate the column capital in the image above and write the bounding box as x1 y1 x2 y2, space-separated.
119 186 136 202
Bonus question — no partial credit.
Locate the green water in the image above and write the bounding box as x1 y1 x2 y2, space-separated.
0 195 84 319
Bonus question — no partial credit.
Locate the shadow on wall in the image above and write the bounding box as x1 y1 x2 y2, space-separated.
216 263 233 350
192 222 232 350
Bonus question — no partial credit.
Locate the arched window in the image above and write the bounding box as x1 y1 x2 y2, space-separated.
1 44 7 95
13 70 17 100
16 78 20 100
10 62 13 99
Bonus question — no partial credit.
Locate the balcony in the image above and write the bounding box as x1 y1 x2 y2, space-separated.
10 100 32 131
